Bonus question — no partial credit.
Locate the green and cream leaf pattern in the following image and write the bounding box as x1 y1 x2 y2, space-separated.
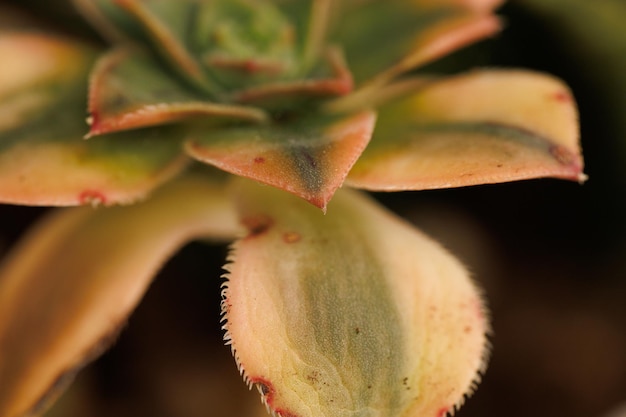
0 32 188 206
347 70 584 190
223 179 489 417
185 111 376 209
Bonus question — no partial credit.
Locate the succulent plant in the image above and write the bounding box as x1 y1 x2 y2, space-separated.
0 1 584 417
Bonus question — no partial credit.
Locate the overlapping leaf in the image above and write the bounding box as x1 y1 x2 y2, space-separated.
347 70 584 190
74 0 303 93
87 47 267 137
331 1 501 85
0 32 188 206
230 47 354 111
0 174 240 417
185 111 376 210
223 179 489 417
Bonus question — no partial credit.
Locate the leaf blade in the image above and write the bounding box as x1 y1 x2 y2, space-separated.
332 1 500 85
223 180 489 417
0 31 189 206
347 70 584 190
87 47 268 137
185 111 376 209
0 174 240 417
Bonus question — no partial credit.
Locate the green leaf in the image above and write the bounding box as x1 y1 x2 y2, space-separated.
300 0 332 72
194 0 298 88
87 47 268 137
365 13 501 93
72 0 140 43
0 32 188 206
230 46 353 111
223 179 489 417
0 173 240 417
75 0 215 91
75 0 301 94
331 1 500 85
185 111 376 210
347 70 585 190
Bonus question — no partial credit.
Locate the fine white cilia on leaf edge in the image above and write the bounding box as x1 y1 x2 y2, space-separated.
221 179 491 417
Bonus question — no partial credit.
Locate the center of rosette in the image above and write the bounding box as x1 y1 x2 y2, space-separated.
193 0 297 90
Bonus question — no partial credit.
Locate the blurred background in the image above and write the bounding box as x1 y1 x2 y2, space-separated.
0 0 625 416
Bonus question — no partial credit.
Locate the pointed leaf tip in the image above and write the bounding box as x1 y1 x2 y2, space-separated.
223 180 490 417
87 47 268 137
0 32 190 206
185 111 376 210
348 70 584 191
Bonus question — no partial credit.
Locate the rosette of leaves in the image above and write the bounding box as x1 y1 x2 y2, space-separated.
0 1 584 417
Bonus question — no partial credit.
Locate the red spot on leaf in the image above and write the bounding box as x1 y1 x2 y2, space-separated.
254 156 266 164
552 91 571 102
282 232 301 243
251 377 275 402
79 190 107 206
437 406 450 417
242 214 274 237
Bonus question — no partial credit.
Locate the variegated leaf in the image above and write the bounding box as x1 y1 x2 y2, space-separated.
0 32 188 206
185 111 376 210
223 179 489 417
0 174 240 417
347 70 585 190
87 47 267 137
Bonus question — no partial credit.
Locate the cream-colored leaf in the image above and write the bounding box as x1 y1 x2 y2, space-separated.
0 32 90 131
348 70 585 190
223 180 489 417
0 174 241 417
0 31 189 206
